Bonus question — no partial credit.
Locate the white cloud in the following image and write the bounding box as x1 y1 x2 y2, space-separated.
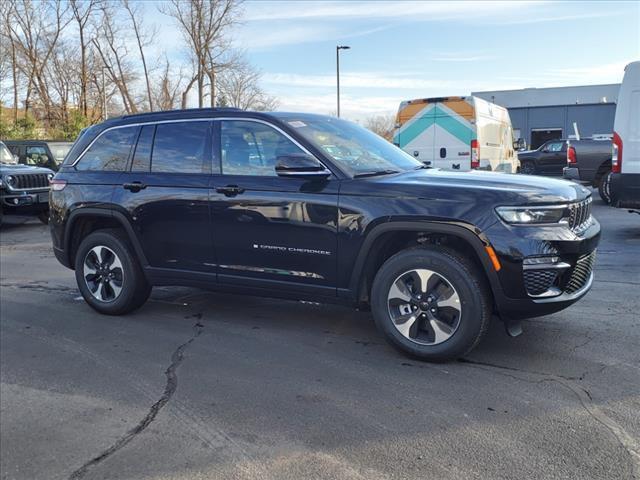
276 92 401 120
263 72 450 89
235 23 391 50
432 53 496 62
244 1 538 22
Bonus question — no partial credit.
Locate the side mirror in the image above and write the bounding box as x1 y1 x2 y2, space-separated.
275 153 331 179
13 154 19 162
513 138 526 151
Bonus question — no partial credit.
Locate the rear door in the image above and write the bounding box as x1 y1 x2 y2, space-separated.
396 102 436 166
433 100 473 171
112 121 214 275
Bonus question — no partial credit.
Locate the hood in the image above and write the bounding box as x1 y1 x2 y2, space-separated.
0 164 54 175
516 149 537 158
344 168 591 206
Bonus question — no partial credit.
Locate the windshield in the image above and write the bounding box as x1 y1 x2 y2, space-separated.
0 142 17 165
281 116 423 176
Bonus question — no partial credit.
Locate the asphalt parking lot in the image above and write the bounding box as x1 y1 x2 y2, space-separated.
1 196 639 480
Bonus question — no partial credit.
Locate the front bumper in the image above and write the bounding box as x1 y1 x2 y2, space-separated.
1 189 49 212
484 216 601 320
610 173 640 209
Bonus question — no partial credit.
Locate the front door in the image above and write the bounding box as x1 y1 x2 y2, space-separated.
538 140 566 175
210 119 339 297
112 121 214 274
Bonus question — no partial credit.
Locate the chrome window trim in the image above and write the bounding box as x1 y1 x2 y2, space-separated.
70 117 331 174
214 117 332 174
70 118 211 167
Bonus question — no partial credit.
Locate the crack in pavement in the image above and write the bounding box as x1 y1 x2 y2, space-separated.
459 358 640 479
68 321 205 480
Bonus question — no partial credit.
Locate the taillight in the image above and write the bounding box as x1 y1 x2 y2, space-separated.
612 131 623 173
567 146 577 164
50 178 67 191
471 139 480 169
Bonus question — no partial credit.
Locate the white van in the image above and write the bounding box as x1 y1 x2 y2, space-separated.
610 60 640 209
393 96 520 173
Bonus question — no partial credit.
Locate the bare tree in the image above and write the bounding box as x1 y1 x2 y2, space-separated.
365 114 396 140
216 60 278 111
6 0 71 123
0 0 19 124
152 58 185 111
70 0 100 117
92 3 139 113
160 0 242 108
122 0 154 111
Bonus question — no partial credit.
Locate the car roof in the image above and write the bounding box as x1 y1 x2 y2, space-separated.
102 108 335 129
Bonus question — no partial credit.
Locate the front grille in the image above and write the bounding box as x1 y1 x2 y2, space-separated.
565 250 597 294
524 269 558 296
567 197 592 234
7 173 50 190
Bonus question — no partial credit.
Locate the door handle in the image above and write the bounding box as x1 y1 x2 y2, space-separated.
123 181 147 192
216 185 245 197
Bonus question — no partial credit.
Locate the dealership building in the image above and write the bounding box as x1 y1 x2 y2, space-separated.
472 84 619 149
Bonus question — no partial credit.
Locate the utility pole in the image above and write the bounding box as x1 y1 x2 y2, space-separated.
336 45 350 118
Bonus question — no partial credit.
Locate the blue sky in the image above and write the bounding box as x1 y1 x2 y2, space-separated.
149 0 639 120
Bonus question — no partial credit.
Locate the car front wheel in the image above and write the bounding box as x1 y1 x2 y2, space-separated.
520 161 536 175
74 229 151 315
371 247 491 362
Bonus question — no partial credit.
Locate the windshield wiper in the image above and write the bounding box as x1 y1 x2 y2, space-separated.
353 169 400 178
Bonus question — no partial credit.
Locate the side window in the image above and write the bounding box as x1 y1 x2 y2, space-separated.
131 125 155 172
76 127 137 171
151 122 210 174
220 120 305 176
26 146 47 166
548 142 563 152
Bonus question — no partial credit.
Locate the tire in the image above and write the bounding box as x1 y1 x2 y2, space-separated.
520 161 536 175
37 210 49 224
597 171 612 204
370 246 491 362
74 229 151 315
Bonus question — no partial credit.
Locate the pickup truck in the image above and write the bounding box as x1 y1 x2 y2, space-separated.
563 139 612 203
517 139 567 176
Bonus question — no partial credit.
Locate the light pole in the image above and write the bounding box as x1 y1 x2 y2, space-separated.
336 45 350 118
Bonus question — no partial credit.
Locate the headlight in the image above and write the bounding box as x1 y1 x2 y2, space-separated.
496 205 566 224
47 173 54 182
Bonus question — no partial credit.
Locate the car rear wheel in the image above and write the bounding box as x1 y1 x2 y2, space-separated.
371 247 491 362
597 171 612 204
74 229 151 315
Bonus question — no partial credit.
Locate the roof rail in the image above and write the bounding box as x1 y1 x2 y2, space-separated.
121 107 243 119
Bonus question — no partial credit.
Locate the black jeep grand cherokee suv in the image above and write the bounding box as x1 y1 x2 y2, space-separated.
50 108 600 361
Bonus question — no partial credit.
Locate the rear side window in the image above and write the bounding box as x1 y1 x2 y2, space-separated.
151 122 210 174
76 127 137 171
131 125 155 172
